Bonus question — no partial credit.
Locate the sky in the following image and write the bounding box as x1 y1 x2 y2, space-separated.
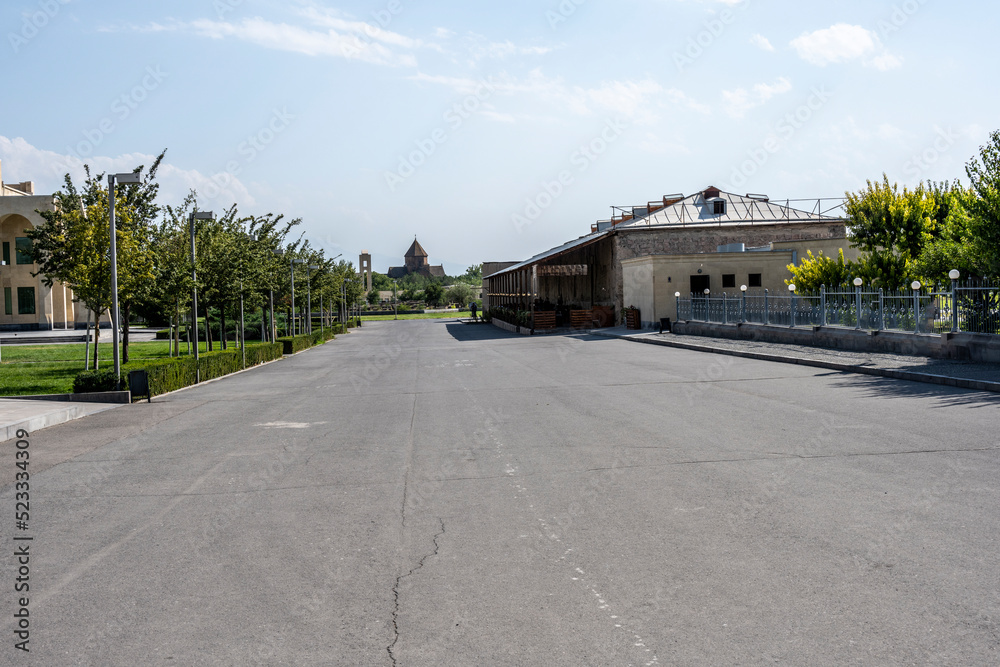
1 0 996 276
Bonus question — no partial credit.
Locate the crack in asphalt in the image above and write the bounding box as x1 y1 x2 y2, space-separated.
388 519 445 667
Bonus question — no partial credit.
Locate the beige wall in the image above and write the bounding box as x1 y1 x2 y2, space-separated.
0 193 107 330
623 237 857 327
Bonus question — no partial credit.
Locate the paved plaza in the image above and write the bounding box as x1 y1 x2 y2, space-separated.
2 320 999 665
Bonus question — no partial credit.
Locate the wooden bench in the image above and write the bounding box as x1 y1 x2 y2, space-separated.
533 311 557 329
570 310 597 329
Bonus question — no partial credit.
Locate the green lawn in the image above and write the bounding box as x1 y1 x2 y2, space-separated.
0 341 217 396
362 311 472 321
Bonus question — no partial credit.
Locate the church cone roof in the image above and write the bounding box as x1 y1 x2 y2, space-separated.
405 238 428 258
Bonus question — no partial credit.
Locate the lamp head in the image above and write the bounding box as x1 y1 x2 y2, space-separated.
740 285 747 292
674 291 681 298
911 281 922 290
112 172 141 185
309 265 320 270
192 211 214 221
949 269 961 281
788 284 796 292
853 277 863 287
703 288 711 295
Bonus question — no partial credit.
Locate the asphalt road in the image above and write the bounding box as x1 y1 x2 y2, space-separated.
2 319 999 666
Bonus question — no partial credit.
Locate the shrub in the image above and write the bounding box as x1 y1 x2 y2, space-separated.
154 328 172 340
73 369 128 394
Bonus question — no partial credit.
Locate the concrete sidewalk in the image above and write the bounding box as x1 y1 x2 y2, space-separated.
589 326 1000 393
0 399 125 443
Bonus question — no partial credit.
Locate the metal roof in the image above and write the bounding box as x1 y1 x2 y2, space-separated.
616 190 845 228
485 230 612 279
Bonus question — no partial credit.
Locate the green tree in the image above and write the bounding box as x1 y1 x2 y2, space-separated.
367 288 382 305
370 272 393 291
964 129 1000 278
445 283 474 306
29 161 159 367
424 282 444 306
845 175 936 288
786 249 858 292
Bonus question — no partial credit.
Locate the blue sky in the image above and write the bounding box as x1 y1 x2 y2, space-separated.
1 0 995 275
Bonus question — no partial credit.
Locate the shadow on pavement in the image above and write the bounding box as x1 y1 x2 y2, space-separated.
831 374 1000 408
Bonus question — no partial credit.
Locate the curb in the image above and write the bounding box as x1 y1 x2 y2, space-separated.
1 402 123 444
588 331 1000 394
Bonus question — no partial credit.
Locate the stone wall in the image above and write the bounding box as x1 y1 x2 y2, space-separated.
611 223 846 323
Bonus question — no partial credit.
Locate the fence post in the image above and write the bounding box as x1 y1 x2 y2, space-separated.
913 285 921 334
722 293 728 325
764 289 769 325
951 278 959 332
878 289 885 330
790 291 797 328
820 285 827 327
741 290 747 323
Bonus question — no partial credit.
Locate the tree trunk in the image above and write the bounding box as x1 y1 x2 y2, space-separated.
93 319 100 369
205 303 213 352
175 297 181 357
122 302 131 364
221 306 228 351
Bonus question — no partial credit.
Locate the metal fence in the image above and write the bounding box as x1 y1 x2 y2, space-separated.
677 281 1000 335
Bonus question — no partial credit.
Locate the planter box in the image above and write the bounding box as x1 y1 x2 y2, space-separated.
625 309 642 330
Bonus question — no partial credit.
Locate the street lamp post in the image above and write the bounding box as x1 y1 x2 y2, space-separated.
740 284 748 323
949 269 961 332
393 280 398 320
189 210 215 384
853 277 864 330
307 264 320 334
108 171 141 388
911 281 922 334
0 260 5 362
788 283 797 328
291 258 305 336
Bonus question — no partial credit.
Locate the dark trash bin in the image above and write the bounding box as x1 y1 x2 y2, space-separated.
659 318 672 334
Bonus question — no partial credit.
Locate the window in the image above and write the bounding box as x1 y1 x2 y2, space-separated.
722 274 736 288
713 200 727 215
17 287 35 315
748 273 762 288
4 287 10 315
15 238 33 265
2 242 9 265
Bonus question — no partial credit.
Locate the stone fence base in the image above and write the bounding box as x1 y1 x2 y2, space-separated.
673 321 1000 363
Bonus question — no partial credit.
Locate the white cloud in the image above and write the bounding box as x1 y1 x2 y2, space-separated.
721 77 792 118
750 34 775 52
0 136 256 209
790 24 902 70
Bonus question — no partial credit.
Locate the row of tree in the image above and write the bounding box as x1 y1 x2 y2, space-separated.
789 130 1000 291
28 151 364 367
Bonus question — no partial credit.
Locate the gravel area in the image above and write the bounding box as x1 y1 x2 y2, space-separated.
656 332 1000 382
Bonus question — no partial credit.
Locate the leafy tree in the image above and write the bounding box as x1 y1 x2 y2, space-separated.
29 161 159 367
424 282 444 306
367 288 382 305
964 129 1000 278
445 283 474 306
845 175 936 288
370 272 393 291
786 249 858 292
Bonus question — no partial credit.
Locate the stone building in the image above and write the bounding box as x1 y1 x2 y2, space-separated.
387 238 445 280
0 161 99 331
483 186 854 328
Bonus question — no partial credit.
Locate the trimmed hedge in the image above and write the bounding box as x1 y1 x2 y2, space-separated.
73 343 284 399
73 369 128 394
276 328 337 355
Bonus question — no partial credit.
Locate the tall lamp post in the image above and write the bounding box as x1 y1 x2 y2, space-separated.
393 280 398 320
307 264 320 333
0 260 6 362
189 210 215 384
291 259 305 335
108 171 141 388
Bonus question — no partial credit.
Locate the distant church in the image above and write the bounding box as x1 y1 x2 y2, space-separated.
387 238 445 279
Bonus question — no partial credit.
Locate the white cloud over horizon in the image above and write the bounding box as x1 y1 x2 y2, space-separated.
790 24 902 70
